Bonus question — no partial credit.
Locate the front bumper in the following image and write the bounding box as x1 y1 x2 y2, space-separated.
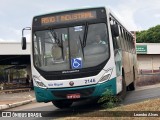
34 77 116 102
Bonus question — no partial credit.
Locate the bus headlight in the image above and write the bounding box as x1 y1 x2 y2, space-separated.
33 76 47 89
98 68 113 83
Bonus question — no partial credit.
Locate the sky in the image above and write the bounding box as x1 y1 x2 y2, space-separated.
0 0 160 42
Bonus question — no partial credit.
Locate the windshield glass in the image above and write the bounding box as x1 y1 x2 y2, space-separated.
33 23 109 71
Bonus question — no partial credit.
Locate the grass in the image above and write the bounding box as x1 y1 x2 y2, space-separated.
59 98 160 120
97 89 120 108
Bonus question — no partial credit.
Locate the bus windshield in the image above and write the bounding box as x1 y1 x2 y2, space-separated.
33 23 110 71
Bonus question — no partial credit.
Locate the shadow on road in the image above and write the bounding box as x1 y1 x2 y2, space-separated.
42 99 102 117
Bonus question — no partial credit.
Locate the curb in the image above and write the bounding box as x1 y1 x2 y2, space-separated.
0 98 36 110
0 88 31 94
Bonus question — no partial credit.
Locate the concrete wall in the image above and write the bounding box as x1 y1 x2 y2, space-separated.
0 42 30 55
136 43 160 74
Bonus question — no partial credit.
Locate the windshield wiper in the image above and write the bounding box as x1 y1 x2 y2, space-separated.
79 35 85 59
50 30 62 47
82 22 89 48
78 23 88 59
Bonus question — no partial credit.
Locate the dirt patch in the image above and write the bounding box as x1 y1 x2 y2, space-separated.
61 98 160 120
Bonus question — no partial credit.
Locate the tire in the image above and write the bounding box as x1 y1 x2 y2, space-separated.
128 82 135 91
52 100 73 109
117 70 126 100
128 69 135 91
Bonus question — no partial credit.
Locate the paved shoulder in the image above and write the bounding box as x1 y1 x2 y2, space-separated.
0 90 35 110
122 84 160 105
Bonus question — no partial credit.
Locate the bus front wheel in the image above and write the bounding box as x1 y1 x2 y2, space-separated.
117 69 126 100
127 69 135 91
52 100 73 109
128 82 135 91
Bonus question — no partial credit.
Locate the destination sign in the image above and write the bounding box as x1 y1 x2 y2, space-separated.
40 11 97 25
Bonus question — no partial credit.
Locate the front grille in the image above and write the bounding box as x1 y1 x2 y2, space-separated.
52 87 95 99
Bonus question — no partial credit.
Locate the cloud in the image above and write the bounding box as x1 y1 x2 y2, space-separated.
0 0 109 42
8 28 21 36
0 11 4 16
0 26 22 42
154 14 160 18
110 0 144 31
112 8 138 31
108 0 160 31
0 0 160 42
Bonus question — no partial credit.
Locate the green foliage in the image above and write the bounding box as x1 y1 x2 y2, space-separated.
98 89 120 108
136 25 160 43
0 65 26 79
0 65 8 76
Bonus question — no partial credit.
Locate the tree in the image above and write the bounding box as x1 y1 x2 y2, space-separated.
136 25 160 43
0 65 26 82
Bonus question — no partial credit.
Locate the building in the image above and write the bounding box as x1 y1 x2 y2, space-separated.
0 42 31 83
1 41 160 82
136 43 160 74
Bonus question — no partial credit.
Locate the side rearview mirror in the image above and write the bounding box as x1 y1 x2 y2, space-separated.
21 27 31 50
111 24 119 37
22 37 26 50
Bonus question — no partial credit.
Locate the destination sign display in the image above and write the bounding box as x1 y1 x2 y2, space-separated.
40 11 97 25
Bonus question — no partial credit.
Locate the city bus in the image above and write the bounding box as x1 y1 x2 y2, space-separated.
22 7 137 108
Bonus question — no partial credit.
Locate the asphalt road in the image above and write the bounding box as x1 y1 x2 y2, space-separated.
122 85 160 105
4 84 160 119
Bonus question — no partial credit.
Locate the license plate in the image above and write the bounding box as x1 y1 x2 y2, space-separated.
67 93 80 99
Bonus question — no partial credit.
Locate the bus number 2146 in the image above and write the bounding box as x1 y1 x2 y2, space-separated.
85 79 96 84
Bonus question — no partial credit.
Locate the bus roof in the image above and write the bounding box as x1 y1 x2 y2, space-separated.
33 6 107 18
33 6 133 37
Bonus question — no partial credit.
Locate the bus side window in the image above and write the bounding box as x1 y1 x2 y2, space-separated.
129 34 132 53
126 32 129 52
130 36 134 53
123 29 127 52
128 35 132 53
125 32 129 52
112 36 118 50
121 28 125 51
117 25 122 49
119 27 123 50
110 18 119 50
116 24 121 49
